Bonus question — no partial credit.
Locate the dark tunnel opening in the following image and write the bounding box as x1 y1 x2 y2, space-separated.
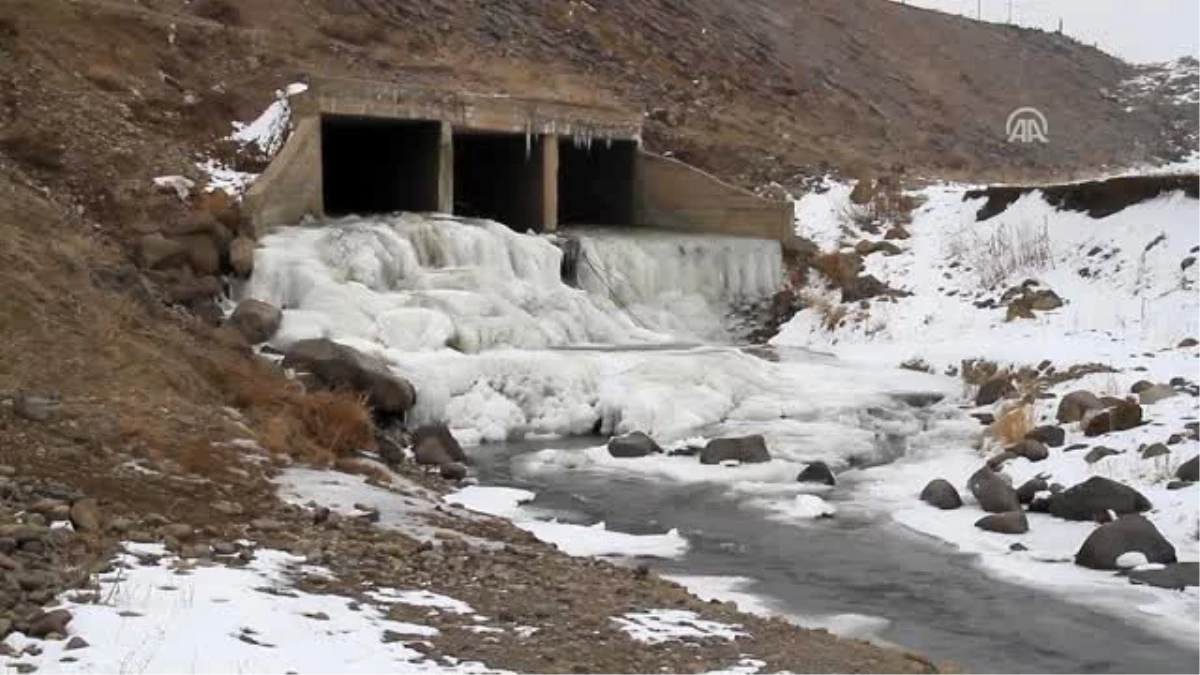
558 139 637 226
321 115 442 217
452 131 544 230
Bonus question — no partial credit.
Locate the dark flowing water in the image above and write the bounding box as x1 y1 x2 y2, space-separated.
469 437 1199 674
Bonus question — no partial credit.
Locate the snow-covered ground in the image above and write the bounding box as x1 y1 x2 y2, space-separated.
3 544 508 674
775 174 1200 646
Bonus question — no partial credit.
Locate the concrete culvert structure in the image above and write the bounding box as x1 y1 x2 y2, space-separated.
321 116 444 217
452 131 549 230
558 139 636 226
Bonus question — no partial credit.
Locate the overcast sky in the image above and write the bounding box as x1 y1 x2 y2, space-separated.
890 0 1199 63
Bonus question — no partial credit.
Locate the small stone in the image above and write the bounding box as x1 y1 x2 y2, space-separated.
14 390 61 421
1009 542 1028 552
1141 443 1170 459
64 636 89 651
381 629 405 644
26 609 72 637
161 523 193 541
1085 446 1121 464
975 511 1029 534
69 498 102 533
212 542 238 556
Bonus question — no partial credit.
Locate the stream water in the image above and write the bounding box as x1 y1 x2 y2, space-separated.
469 431 1198 674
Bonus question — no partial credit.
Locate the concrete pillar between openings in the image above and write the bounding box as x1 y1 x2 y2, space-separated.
437 121 453 214
540 133 558 232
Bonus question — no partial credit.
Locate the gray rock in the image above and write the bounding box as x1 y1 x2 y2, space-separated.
976 377 1016 406
1057 390 1104 424
699 435 770 465
1130 380 1155 394
25 609 72 638
968 467 1021 513
1016 478 1049 504
226 299 282 345
1177 455 1199 482
1075 515 1177 570
975 511 1029 534
1085 446 1121 464
439 462 467 481
1138 384 1177 405
1140 443 1170 459
1008 439 1049 462
1049 476 1152 521
13 391 60 422
64 637 88 651
412 425 467 464
1109 399 1144 431
69 499 102 533
1025 425 1065 448
919 479 962 509
282 339 416 417
1122 562 1199 590
797 461 836 486
607 432 662 459
136 233 187 269
986 451 1019 470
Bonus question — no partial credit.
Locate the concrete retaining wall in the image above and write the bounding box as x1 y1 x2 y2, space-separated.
634 152 793 242
243 116 322 237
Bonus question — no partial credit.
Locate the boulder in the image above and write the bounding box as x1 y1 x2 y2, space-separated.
1081 409 1112 437
25 609 72 638
1016 477 1049 504
607 432 662 459
1179 338 1199 348
412 425 467 466
1109 400 1143 431
1122 562 1199 590
230 237 255 277
166 274 223 304
69 498 102 532
1130 380 1154 394
1177 455 1199 482
172 233 221 275
1008 439 1048 462
282 339 416 417
1025 425 1065 448
919 479 962 510
699 435 770 465
797 461 836 486
1048 476 1152 521
136 233 187 270
1028 289 1063 311
1085 446 1121 464
1056 390 1103 423
1075 515 1177 570
884 226 910 240
226 299 282 345
975 376 1016 406
1140 443 1170 459
1138 386 1176 405
975 511 1028 534
439 462 467 481
968 467 1021 513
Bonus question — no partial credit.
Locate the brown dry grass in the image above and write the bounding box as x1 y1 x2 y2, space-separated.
0 176 372 478
991 402 1034 446
800 290 849 331
813 252 862 289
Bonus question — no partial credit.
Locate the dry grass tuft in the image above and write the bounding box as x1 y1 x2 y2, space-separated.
334 457 393 485
814 251 862 289
991 402 1034 446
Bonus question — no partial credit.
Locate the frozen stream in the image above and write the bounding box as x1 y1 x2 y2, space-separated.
246 214 1197 672
468 421 1197 674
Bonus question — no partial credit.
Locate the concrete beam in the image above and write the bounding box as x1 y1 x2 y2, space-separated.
540 134 558 232
437 121 454 213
